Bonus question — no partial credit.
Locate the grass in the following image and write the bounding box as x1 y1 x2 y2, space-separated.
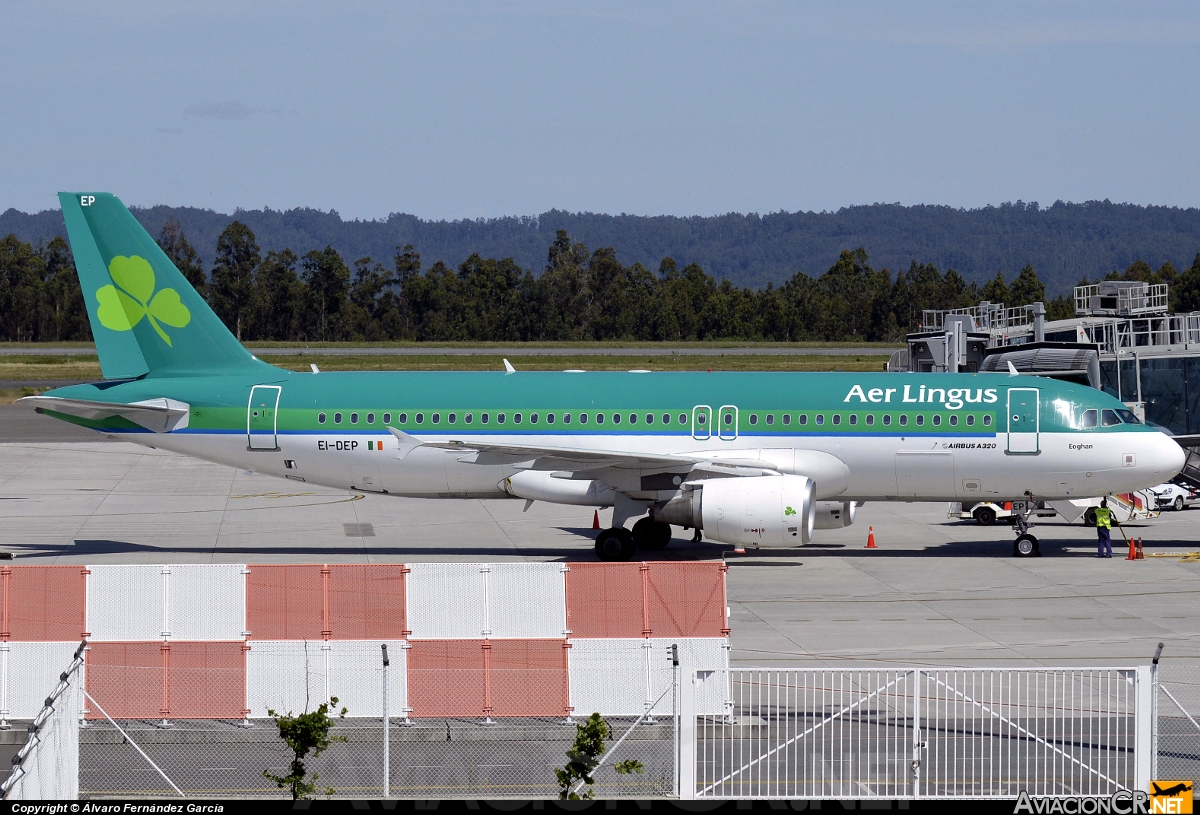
1 340 903 351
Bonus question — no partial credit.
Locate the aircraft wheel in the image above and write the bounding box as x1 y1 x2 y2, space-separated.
1175 496 1184 511
1013 534 1039 558
633 518 672 550
974 507 997 526
595 528 636 562
1082 508 1097 528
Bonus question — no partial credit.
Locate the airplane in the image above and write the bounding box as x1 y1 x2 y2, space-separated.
21 192 1187 561
1151 782 1193 797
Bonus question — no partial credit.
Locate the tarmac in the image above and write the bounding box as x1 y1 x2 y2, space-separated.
2 402 1198 671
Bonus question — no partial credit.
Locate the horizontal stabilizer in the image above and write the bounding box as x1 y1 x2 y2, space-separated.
19 395 190 433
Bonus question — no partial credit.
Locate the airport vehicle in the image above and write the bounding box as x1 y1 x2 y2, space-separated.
1149 480 1198 511
951 500 1056 526
952 489 1160 526
22 193 1188 560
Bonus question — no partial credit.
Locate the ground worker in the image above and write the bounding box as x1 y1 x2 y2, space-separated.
1095 498 1113 558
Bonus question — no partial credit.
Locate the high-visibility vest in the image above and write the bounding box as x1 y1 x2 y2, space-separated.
1095 506 1112 529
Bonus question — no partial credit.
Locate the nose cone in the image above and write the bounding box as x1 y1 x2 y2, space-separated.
1151 433 1187 482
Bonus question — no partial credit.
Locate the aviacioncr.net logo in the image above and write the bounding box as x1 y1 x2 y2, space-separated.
95 255 191 346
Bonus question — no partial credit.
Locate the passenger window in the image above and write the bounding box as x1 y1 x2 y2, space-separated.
546 414 554 423
882 415 891 426
866 414 874 426
967 415 975 426
318 413 326 424
832 415 841 425
932 415 941 426
449 413 457 423
498 413 506 423
530 414 537 423
596 414 604 424
983 415 992 426
815 414 824 425
849 414 857 425
783 414 791 425
659 413 668 424
766 414 774 425
1116 409 1140 424
723 413 732 425
678 413 687 424
415 413 424 423
646 414 654 424
563 414 571 423
513 413 521 423
383 413 391 424
367 413 375 424
1081 409 1098 428
749 414 758 425
398 413 408 423
465 413 473 423
799 414 808 425
481 413 489 424
351 413 359 424
697 414 706 425
899 415 908 426
612 414 620 424
432 413 440 424
916 415 924 426
1102 409 1121 427
628 414 636 424
335 412 343 424
579 414 587 424
948 415 958 426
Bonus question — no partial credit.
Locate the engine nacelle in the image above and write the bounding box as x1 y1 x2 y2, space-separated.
655 475 816 547
501 470 616 506
813 501 856 529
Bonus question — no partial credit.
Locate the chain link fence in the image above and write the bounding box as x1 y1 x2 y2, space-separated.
78 716 675 799
1156 660 1200 785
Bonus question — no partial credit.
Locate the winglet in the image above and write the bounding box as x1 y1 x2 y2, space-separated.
503 358 516 374
386 426 425 459
1007 361 1019 376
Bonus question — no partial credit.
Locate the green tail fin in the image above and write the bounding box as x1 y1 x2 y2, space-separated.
59 192 263 379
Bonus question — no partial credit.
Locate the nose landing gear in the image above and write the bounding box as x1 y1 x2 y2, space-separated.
1011 497 1041 557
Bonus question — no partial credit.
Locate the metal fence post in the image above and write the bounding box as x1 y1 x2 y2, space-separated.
382 644 390 798
911 669 921 799
1151 643 1163 782
1135 665 1153 792
678 668 696 800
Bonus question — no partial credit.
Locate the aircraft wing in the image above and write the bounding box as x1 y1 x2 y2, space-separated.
386 427 779 474
19 395 191 433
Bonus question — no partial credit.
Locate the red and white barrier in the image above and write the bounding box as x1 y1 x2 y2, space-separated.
0 562 729 720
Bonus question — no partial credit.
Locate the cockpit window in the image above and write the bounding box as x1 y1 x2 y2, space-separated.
1116 409 1141 424
1081 409 1098 428
1101 409 1121 427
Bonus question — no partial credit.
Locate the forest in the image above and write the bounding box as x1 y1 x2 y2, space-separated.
4 200 1200 295
2 218 1199 344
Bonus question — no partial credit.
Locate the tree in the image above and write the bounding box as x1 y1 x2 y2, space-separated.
979 271 1010 305
1176 253 1200 314
39 237 89 341
248 249 304 341
1008 264 1045 307
555 713 643 800
263 697 348 800
0 234 45 343
210 221 260 339
157 217 207 298
302 246 351 341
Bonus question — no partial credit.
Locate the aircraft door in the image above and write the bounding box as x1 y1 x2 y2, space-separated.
719 405 738 440
1007 388 1040 454
692 405 712 440
247 385 282 450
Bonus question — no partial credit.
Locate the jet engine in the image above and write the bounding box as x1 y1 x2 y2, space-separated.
812 501 857 529
654 474 816 547
501 470 616 506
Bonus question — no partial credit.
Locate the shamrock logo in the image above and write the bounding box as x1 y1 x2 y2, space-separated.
784 506 796 516
95 256 191 346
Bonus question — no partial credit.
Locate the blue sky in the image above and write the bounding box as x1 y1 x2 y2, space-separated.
3 1 1199 219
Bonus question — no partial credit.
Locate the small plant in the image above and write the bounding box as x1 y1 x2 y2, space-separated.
556 712 644 800
263 696 348 800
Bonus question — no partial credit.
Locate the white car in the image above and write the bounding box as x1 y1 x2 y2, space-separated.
1150 481 1198 511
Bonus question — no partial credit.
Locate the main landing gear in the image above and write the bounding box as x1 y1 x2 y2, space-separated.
1011 496 1041 558
595 518 673 562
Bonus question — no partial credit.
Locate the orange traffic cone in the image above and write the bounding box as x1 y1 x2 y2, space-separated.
1125 536 1137 560
732 547 746 555
866 527 877 549
1136 538 1145 560
592 510 600 530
